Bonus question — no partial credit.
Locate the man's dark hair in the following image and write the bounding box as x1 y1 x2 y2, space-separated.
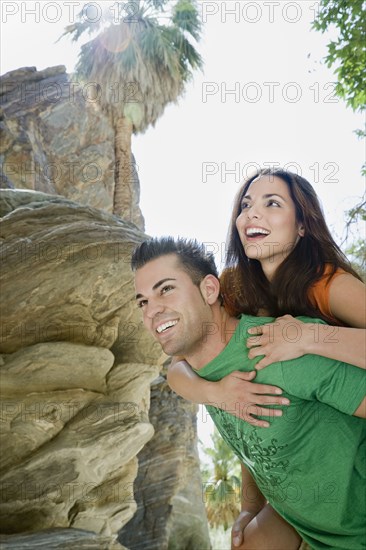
131 236 219 285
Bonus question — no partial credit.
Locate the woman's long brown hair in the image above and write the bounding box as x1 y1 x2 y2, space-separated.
222 168 362 323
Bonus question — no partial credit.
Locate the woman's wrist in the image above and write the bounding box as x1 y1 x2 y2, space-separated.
300 323 319 356
204 380 222 404
304 323 335 356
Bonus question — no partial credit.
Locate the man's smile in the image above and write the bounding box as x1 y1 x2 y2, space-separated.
155 319 179 334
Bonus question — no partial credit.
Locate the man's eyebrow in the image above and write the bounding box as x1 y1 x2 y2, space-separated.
135 278 177 300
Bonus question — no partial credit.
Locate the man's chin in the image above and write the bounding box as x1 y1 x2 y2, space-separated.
159 339 184 357
161 344 180 356
155 330 188 357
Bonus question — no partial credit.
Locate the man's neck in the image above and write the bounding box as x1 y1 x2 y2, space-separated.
185 308 239 370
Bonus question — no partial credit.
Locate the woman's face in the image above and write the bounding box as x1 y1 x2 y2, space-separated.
235 175 304 279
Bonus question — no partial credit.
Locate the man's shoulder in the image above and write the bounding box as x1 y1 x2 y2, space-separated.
296 316 327 325
239 314 327 327
238 314 274 327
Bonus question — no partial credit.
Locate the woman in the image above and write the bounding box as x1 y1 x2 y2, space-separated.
167 168 365 549
168 168 365 423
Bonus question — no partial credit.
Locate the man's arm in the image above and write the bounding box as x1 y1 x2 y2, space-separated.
354 396 366 418
231 464 266 547
231 465 301 549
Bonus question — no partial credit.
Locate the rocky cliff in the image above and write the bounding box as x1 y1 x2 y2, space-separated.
0 190 161 548
0 63 211 550
0 190 211 549
119 367 211 550
0 66 144 229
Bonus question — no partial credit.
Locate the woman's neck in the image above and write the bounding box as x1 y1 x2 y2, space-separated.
261 261 277 282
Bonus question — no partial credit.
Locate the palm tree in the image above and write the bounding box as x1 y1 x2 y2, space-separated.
61 0 202 226
202 428 241 531
202 434 314 550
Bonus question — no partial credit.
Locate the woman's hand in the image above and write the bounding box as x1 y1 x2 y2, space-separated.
167 359 289 427
247 314 311 370
210 370 290 428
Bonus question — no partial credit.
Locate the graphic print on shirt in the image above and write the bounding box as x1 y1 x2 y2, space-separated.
207 407 303 504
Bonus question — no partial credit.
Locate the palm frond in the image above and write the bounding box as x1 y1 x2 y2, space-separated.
65 0 202 131
204 476 241 530
149 0 172 10
172 0 202 41
59 5 105 42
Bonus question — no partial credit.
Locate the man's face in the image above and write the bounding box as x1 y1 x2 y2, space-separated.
134 254 214 357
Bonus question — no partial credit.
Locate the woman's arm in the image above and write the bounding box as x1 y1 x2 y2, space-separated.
167 359 290 428
329 273 366 327
247 275 366 370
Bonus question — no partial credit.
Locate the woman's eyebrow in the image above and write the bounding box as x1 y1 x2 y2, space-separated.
263 193 286 201
243 193 286 201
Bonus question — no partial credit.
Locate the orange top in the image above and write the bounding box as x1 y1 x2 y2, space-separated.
308 265 347 323
220 264 348 322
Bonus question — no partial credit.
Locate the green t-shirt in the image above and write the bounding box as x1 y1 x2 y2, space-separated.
196 315 366 550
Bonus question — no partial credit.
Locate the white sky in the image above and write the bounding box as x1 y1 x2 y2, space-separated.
1 1 365 449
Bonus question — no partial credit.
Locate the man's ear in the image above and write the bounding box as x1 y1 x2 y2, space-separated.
200 274 221 305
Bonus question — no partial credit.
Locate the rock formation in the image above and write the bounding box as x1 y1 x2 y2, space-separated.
0 64 211 550
0 190 161 547
0 66 144 229
0 189 211 549
119 367 211 550
0 528 126 549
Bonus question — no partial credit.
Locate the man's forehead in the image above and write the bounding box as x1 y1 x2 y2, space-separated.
139 253 181 273
134 254 186 288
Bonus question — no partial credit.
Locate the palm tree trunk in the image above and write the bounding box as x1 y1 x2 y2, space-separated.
113 116 134 221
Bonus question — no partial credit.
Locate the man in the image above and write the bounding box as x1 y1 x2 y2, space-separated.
132 237 365 550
